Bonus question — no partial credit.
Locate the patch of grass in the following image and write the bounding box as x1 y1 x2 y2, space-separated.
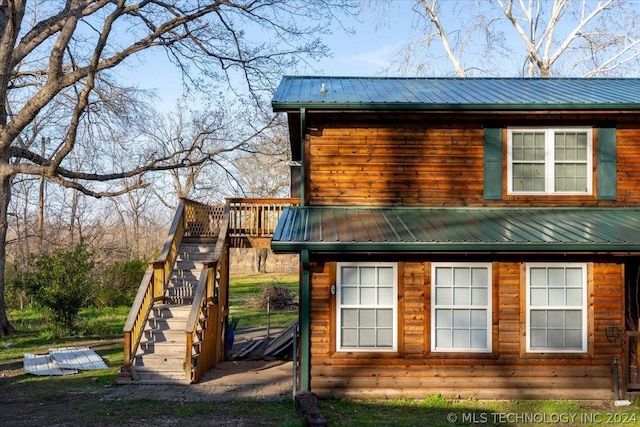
229 273 298 329
320 397 640 427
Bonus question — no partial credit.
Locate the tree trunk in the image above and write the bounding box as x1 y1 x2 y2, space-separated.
0 173 15 336
255 248 268 273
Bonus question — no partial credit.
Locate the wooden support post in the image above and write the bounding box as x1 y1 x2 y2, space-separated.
300 250 311 392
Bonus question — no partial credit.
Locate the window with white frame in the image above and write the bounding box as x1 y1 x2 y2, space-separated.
431 263 492 352
508 128 592 195
526 263 587 353
336 263 397 352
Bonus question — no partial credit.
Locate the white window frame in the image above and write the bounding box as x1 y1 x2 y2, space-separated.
526 263 588 353
336 262 397 352
431 263 492 353
507 127 593 195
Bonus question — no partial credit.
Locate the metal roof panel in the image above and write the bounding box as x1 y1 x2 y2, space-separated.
272 76 640 110
271 207 640 253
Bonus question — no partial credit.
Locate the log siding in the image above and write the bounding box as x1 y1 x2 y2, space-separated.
309 260 623 400
305 113 640 207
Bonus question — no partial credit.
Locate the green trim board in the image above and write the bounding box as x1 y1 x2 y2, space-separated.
271 207 640 253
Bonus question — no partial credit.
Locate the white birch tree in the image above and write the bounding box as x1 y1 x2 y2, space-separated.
385 0 640 77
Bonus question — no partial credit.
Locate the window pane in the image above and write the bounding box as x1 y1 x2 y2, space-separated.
471 329 487 348
470 309 487 328
342 267 358 285
566 330 582 349
548 268 565 285
436 267 452 286
548 288 565 306
453 330 470 348
377 329 393 347
377 309 392 327
436 329 451 348
531 329 546 348
378 287 393 303
471 288 487 305
566 268 582 286
548 330 565 348
360 267 376 285
360 287 376 305
453 268 470 286
342 329 357 347
359 329 376 347
547 311 564 328
565 310 582 328
530 268 547 286
454 288 470 305
531 289 547 306
342 287 357 305
453 310 470 328
531 310 547 328
436 288 452 305
566 288 582 306
359 309 375 327
471 268 488 286
436 309 451 329
378 267 394 284
342 309 358 327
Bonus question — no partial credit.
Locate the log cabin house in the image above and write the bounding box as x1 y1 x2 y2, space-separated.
270 76 640 400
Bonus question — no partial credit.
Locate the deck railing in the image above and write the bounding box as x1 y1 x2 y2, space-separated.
227 198 299 237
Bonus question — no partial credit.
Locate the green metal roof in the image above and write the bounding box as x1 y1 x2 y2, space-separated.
271 207 640 253
272 76 640 111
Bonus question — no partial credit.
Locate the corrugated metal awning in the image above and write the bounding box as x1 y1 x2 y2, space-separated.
271 207 640 253
272 76 640 111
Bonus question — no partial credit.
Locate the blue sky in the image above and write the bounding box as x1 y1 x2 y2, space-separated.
121 3 413 109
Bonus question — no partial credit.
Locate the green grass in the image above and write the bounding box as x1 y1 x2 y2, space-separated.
229 272 298 329
4 275 640 426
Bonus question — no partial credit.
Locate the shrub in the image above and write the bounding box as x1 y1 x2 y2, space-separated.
14 244 95 335
94 259 147 307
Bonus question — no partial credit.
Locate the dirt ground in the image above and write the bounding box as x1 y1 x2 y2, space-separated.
0 339 299 427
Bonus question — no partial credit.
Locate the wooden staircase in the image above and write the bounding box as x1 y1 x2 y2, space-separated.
129 238 217 384
122 198 299 386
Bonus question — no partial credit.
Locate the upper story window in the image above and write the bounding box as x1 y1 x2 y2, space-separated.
507 128 592 195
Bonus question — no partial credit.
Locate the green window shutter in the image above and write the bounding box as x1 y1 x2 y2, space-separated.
484 127 503 200
597 127 617 200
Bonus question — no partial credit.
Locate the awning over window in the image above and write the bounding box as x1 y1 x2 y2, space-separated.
271 207 640 253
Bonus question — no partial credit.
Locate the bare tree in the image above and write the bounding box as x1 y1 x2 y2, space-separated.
386 0 640 77
0 0 356 336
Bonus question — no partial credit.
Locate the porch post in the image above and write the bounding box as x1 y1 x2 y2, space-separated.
300 249 311 391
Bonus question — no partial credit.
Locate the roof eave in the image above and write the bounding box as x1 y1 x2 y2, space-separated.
271 242 640 253
272 102 640 112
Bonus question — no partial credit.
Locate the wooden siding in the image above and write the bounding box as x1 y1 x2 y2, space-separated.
305 113 640 207
309 260 624 400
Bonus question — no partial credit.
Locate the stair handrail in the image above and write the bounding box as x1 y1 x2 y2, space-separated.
185 202 231 383
123 201 186 369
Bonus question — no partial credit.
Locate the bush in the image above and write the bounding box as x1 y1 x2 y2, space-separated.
14 244 95 335
94 259 147 307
